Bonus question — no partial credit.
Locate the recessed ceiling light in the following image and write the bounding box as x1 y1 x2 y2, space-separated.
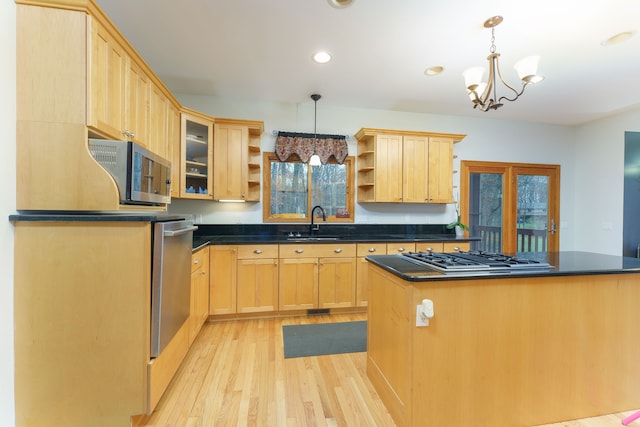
424 66 444 76
313 51 332 64
327 0 355 8
602 31 635 46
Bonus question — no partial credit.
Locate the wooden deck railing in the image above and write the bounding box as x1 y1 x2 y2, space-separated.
475 226 547 253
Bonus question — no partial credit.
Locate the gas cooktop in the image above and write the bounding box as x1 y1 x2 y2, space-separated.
402 250 553 272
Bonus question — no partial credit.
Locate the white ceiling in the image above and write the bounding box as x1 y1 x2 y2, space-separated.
96 0 640 126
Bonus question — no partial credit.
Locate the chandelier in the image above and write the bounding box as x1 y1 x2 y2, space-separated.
463 16 544 111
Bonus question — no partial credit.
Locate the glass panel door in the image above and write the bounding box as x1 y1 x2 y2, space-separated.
514 167 560 253
469 172 504 252
462 161 560 254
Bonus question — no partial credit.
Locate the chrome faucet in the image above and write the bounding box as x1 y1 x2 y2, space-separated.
310 205 327 235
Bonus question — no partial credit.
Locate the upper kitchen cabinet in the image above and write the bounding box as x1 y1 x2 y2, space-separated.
213 119 264 202
16 0 181 211
180 109 214 199
168 103 182 198
355 128 466 204
88 18 152 147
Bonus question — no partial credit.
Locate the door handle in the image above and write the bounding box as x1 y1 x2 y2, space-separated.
164 225 199 237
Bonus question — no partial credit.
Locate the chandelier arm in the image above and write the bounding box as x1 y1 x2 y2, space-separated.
494 54 521 98
496 83 527 103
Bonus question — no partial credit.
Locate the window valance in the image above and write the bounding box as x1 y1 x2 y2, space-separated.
275 132 348 165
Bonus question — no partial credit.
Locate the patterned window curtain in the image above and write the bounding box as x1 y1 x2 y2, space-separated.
275 132 348 165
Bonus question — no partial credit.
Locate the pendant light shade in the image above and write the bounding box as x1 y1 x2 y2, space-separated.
310 94 322 166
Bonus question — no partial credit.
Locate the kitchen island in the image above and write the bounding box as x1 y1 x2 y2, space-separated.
365 251 640 427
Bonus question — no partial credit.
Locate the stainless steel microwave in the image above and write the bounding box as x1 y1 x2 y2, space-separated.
88 139 172 206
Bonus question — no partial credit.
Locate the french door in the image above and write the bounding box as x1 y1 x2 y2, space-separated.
460 161 560 254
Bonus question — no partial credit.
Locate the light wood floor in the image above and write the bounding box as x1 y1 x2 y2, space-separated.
141 313 640 427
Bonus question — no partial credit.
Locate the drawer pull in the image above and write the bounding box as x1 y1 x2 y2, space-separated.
368 247 377 253
295 249 304 254
194 258 200 264
453 246 460 252
425 247 433 252
254 249 263 254
397 247 406 252
334 248 343 253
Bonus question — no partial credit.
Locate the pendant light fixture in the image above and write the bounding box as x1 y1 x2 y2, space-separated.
463 16 544 111
309 94 322 166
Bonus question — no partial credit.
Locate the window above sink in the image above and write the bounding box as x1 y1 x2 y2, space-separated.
263 152 355 223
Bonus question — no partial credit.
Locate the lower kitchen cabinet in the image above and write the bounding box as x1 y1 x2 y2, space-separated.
206 240 470 316
318 257 357 308
189 246 209 345
356 243 387 307
279 257 318 310
13 220 152 426
279 243 357 311
209 245 237 315
237 245 279 313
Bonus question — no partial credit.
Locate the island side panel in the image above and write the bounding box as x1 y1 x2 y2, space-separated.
410 273 640 427
367 264 413 427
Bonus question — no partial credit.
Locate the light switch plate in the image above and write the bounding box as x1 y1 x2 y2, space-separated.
416 304 429 327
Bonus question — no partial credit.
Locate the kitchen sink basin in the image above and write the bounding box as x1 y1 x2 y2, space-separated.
285 235 341 241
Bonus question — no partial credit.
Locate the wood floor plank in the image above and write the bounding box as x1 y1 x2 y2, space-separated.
140 313 640 427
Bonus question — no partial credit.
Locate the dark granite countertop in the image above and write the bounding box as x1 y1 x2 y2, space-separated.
191 223 479 249
366 251 640 281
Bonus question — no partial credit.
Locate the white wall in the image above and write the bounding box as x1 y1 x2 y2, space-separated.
573 109 640 255
2 1 16 426
171 93 579 250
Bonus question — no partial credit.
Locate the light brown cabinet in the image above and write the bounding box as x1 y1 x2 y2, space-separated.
213 122 249 201
181 110 214 199
190 246 210 345
213 119 264 201
279 244 357 311
355 243 387 307
209 245 237 315
319 257 357 308
279 257 319 311
125 59 150 148
356 128 466 204
237 245 279 313
167 102 181 198
148 83 168 159
206 239 470 316
13 220 152 425
16 2 182 211
89 19 128 141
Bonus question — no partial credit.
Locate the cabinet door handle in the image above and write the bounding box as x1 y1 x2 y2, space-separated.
334 248 342 253
200 271 206 275
295 249 304 254
254 249 263 254
194 258 200 264
368 248 377 253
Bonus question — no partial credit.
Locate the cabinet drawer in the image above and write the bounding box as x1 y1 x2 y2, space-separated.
386 242 415 254
415 242 444 252
279 243 356 258
357 243 387 257
237 244 279 259
443 241 470 252
192 246 209 272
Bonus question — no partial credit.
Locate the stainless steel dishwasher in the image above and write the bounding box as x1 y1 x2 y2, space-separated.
150 218 198 358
